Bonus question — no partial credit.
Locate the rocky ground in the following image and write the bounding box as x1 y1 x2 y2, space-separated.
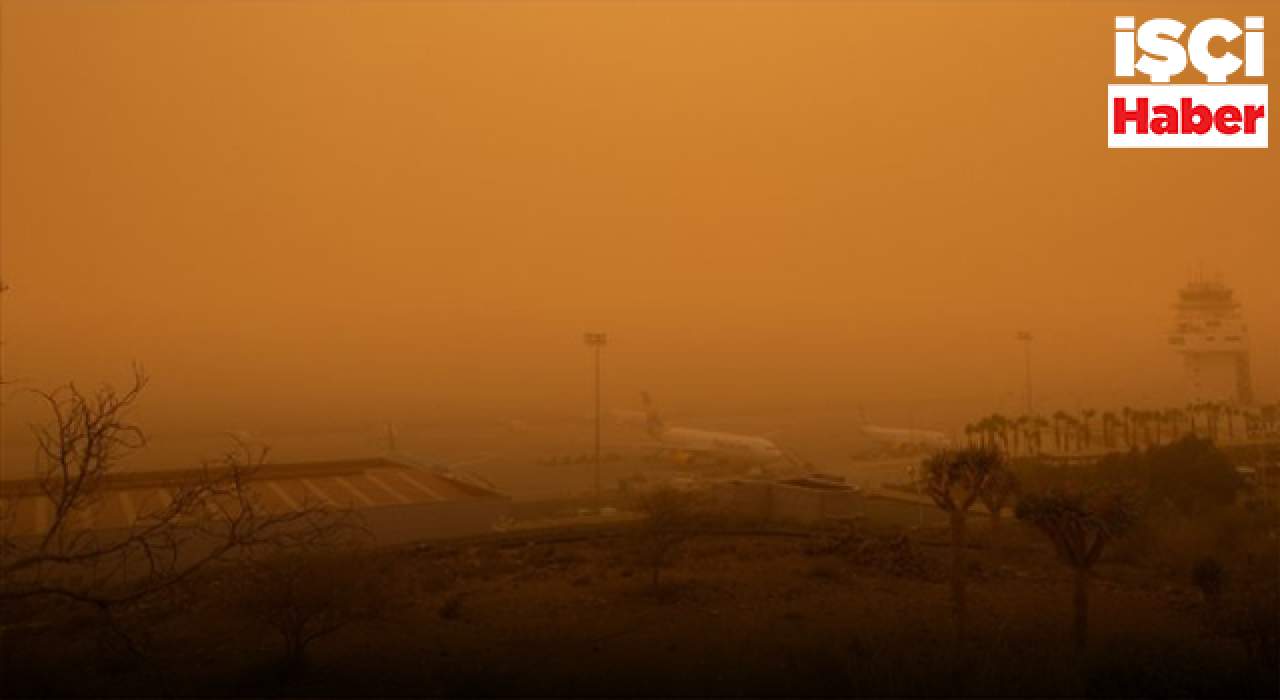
3 519 1276 697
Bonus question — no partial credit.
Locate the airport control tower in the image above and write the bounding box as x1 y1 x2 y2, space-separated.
1169 276 1255 406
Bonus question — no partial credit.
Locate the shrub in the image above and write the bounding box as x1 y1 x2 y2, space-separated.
222 545 389 673
1192 557 1226 601
633 488 711 589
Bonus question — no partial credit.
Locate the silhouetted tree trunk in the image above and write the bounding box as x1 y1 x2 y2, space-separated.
1073 567 1089 652
284 633 306 674
950 510 967 646
635 488 707 591
978 467 1018 546
1017 485 1139 654
923 448 1002 654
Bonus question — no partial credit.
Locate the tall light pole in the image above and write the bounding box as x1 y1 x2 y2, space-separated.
1016 331 1034 417
584 332 607 515
0 280 8 388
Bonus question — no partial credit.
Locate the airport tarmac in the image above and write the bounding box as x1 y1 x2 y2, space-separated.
0 409 934 504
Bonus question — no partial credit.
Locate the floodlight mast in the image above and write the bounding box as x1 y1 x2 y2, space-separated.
584 333 607 514
1016 331 1034 418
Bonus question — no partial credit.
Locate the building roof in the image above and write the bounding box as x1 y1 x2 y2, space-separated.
0 456 505 539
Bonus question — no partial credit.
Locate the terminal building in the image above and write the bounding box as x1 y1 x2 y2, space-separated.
0 456 510 548
1169 276 1255 406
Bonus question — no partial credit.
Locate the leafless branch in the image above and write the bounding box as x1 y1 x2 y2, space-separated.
1 372 360 616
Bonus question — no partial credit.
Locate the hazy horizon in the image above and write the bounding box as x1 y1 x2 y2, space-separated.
3 2 1277 466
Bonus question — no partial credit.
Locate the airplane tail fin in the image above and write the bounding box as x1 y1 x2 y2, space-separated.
385 422 400 454
781 448 812 470
641 391 666 438
856 405 872 435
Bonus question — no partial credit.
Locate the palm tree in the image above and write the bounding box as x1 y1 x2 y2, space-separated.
1052 411 1070 452
1146 412 1167 450
1017 415 1037 456
1023 415 1039 455
1080 409 1096 450
1129 410 1143 448
974 418 992 448
994 414 1012 452
1165 408 1183 440
1242 410 1261 439
1070 415 1086 453
1264 403 1280 435
978 415 1005 450
1149 410 1163 446
1033 415 1049 453
1061 415 1076 453
1207 402 1224 442
1101 411 1119 449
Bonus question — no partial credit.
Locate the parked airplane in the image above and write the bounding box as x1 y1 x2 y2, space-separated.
613 392 797 467
856 424 953 454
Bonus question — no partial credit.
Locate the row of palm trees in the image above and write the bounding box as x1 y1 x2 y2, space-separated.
964 401 1280 455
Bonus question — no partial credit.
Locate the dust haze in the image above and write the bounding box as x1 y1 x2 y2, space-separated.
2 2 1276 459
0 2 1277 698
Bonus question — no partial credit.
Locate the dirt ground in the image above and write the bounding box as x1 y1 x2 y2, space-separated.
3 520 1276 698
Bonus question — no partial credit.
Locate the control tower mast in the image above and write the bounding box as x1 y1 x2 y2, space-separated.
1169 275 1254 405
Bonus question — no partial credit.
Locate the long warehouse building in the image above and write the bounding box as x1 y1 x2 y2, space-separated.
0 456 510 547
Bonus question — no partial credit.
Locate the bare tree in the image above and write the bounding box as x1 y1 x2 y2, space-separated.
921 446 1002 647
0 368 348 652
634 488 710 590
221 536 387 673
1015 483 1140 651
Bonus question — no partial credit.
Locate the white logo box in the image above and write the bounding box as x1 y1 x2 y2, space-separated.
1108 84 1268 148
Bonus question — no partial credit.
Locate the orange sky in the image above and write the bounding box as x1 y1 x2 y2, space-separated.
1 2 1276 444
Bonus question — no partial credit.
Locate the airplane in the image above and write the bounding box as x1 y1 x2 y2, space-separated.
855 424 953 455
613 392 800 468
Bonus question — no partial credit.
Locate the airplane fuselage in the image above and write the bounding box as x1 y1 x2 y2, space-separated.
659 425 785 461
860 425 952 449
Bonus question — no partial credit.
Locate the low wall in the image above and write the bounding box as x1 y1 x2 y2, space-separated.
712 480 859 523
358 496 510 546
